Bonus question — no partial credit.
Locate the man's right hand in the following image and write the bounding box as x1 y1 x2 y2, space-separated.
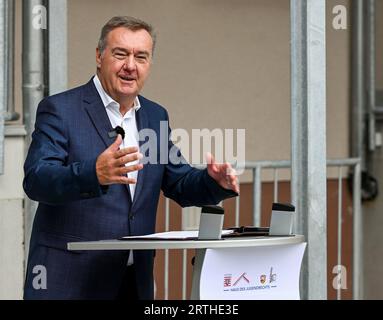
96 134 143 185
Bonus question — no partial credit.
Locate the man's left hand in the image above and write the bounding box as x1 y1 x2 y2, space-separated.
206 153 239 194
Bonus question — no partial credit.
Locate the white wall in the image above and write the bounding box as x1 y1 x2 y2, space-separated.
0 128 26 300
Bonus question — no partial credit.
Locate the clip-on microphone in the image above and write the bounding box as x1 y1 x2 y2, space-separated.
108 126 125 140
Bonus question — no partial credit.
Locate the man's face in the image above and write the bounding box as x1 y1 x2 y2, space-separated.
96 27 153 106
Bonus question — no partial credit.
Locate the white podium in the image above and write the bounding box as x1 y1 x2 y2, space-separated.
68 235 306 300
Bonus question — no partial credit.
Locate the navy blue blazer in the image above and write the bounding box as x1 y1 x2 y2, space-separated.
23 78 237 299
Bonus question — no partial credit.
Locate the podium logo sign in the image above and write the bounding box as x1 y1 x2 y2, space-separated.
223 274 232 287
270 267 277 283
223 273 251 288
260 274 267 284
233 272 250 286
200 244 306 300
222 269 276 293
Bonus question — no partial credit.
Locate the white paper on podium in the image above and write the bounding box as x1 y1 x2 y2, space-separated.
200 243 306 300
121 230 234 240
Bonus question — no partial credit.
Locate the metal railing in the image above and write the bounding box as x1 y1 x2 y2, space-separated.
158 158 362 300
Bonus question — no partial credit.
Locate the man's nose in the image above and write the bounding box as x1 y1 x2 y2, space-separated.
123 55 136 71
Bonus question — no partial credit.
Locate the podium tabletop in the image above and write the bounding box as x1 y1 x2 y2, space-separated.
68 235 304 251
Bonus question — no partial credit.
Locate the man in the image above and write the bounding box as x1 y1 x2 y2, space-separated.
23 16 239 300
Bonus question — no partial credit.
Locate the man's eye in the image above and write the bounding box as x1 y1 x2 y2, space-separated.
136 55 148 62
114 53 127 59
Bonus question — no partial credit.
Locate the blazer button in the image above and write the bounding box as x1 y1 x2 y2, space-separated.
129 214 134 220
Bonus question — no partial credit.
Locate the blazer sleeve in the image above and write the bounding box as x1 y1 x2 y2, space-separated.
160 111 238 207
23 98 104 205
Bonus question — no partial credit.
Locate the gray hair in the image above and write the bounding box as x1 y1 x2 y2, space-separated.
98 16 156 55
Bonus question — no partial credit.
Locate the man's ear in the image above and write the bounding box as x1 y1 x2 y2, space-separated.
96 47 102 68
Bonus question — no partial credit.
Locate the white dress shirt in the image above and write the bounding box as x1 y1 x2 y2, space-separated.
93 75 140 265
93 75 140 199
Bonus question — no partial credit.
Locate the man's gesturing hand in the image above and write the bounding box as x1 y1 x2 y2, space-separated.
206 152 239 194
96 134 143 185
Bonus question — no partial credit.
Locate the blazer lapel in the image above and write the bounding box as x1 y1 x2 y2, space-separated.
82 79 115 148
132 102 149 208
82 79 133 201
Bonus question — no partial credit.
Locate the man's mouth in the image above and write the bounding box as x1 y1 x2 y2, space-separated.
119 75 136 82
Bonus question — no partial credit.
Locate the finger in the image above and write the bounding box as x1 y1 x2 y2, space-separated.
117 163 144 175
206 152 219 173
116 153 143 166
206 152 213 165
226 176 239 193
225 174 234 185
231 175 240 193
225 170 237 182
225 164 236 176
114 176 137 184
114 146 140 159
109 134 123 152
216 163 229 176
